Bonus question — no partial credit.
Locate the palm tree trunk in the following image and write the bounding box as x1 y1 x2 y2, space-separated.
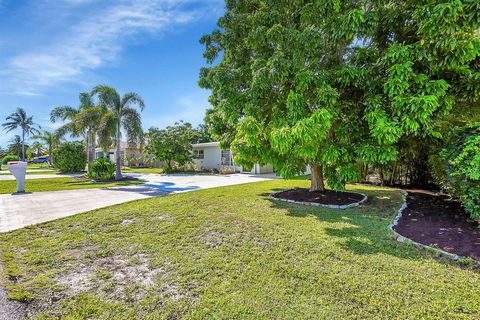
21 130 25 162
115 122 122 181
87 130 94 174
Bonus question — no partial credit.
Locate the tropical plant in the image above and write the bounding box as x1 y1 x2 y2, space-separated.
32 130 62 165
145 121 196 172
2 107 40 161
430 123 480 219
2 155 19 165
50 93 107 174
7 135 27 158
91 85 145 181
29 141 44 158
89 158 116 180
200 1 480 191
194 123 213 143
52 141 87 173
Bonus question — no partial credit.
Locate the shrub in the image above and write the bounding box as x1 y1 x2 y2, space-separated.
432 123 480 220
52 141 87 173
89 158 116 180
2 155 19 165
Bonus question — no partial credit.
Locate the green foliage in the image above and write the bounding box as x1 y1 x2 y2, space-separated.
200 0 480 191
91 86 145 181
89 158 116 180
2 155 19 165
145 121 196 172
439 123 480 219
52 141 87 173
194 123 213 143
2 107 41 161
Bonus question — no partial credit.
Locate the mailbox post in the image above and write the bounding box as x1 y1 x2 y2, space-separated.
7 161 27 193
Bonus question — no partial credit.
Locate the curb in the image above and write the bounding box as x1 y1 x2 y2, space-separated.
269 188 368 210
389 191 474 263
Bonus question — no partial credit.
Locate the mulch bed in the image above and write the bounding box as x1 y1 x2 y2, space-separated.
395 190 480 260
273 188 365 206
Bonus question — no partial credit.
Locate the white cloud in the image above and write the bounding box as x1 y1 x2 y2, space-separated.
0 0 216 95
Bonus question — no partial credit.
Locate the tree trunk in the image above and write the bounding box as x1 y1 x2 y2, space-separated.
310 163 325 192
21 130 25 162
87 130 95 174
115 123 122 181
49 144 53 166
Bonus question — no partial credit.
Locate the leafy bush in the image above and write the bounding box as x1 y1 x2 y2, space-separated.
52 141 87 173
2 155 19 165
432 123 480 220
89 158 116 180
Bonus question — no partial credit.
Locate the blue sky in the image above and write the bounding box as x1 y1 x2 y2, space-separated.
0 0 224 146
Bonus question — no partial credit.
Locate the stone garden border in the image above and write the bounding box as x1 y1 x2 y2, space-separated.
389 191 479 264
269 188 368 210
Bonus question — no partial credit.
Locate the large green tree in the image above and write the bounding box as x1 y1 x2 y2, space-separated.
91 85 145 181
2 108 40 161
145 121 196 172
200 0 480 191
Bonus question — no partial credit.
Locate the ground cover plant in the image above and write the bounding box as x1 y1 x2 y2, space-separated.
0 177 142 194
1 180 479 319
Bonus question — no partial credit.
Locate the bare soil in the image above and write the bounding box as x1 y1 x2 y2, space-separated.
274 188 365 206
395 190 480 260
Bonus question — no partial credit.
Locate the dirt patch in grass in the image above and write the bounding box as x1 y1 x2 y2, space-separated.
395 190 480 260
274 188 365 206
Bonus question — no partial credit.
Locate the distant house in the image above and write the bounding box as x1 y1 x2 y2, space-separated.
94 142 162 168
191 142 274 174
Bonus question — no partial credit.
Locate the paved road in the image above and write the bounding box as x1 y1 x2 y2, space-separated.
0 173 276 232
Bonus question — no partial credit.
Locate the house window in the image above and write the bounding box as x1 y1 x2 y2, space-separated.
221 149 233 166
193 149 204 159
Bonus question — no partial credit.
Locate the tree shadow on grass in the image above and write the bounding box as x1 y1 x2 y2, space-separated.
261 187 434 262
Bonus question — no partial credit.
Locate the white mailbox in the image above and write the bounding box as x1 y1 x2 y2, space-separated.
7 161 27 193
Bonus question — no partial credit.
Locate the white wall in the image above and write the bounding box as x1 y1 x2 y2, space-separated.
193 146 222 170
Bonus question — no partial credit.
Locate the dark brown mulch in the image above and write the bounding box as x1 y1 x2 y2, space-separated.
273 188 364 206
395 190 480 260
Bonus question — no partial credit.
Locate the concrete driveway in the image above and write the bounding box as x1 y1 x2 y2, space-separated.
0 173 275 232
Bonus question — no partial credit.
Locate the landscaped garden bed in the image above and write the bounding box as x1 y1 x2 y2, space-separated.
394 190 480 261
271 188 367 209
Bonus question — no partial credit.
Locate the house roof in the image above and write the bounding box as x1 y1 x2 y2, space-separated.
192 141 220 148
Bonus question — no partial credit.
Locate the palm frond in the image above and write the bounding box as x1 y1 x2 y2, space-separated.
121 92 145 112
121 107 143 146
50 106 78 122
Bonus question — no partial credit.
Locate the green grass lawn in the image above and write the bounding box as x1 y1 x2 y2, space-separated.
0 177 143 194
0 170 60 175
27 163 54 169
122 166 165 174
1 180 479 319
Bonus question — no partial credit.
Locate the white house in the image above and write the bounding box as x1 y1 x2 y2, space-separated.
95 142 162 168
191 142 274 174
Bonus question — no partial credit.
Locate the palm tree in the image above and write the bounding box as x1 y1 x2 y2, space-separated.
51 93 106 173
30 141 44 157
91 85 145 181
2 108 41 161
32 130 63 165
7 135 27 158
